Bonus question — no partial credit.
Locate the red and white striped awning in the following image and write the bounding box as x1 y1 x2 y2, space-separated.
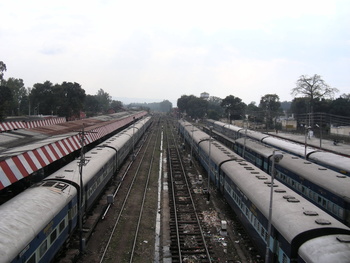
0 117 66 132
0 112 147 190
0 121 26 132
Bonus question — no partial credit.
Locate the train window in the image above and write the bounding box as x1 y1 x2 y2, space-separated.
261 228 264 237
59 220 65 233
39 240 47 258
327 202 332 211
50 230 57 244
282 254 288 263
309 190 313 198
26 253 36 263
339 207 344 218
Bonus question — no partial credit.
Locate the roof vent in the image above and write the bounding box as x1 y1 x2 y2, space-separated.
42 181 56 187
337 236 350 243
336 175 347 178
303 211 319 216
283 195 295 199
266 182 278 187
256 176 268 180
315 219 331 225
274 189 286 193
287 198 300 203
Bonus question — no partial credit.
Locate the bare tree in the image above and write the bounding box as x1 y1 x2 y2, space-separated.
291 74 338 127
0 61 7 84
292 74 338 100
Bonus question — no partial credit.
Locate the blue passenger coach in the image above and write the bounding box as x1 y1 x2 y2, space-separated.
179 119 350 263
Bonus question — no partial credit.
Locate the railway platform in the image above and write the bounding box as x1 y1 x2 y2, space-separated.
267 131 350 157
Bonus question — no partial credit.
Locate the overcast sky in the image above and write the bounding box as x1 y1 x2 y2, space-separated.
1 0 349 106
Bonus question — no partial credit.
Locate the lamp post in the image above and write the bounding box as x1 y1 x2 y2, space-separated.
207 126 213 202
304 125 311 159
242 115 248 158
265 150 283 263
316 124 322 148
190 124 194 166
132 117 135 160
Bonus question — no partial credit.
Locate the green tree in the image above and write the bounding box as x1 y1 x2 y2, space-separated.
96 89 111 113
30 81 55 115
259 94 281 130
330 95 350 117
291 97 308 116
0 85 12 121
84 95 100 117
54 82 86 119
259 94 281 112
110 100 124 112
221 95 246 122
187 97 208 119
177 95 196 116
207 96 223 120
159 100 172 113
2 78 27 115
246 101 263 125
177 95 208 119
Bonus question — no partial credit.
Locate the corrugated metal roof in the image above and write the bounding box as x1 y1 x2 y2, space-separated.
0 111 147 190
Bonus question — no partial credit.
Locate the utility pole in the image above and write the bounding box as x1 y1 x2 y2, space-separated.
77 124 97 253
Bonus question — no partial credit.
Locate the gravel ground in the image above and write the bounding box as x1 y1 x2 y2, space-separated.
58 121 262 263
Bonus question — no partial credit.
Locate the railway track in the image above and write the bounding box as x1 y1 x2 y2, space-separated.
98 120 161 263
166 121 212 262
72 117 254 263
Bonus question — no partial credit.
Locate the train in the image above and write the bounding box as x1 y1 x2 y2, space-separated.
0 116 152 263
179 120 350 263
206 119 350 176
234 137 350 227
202 123 350 228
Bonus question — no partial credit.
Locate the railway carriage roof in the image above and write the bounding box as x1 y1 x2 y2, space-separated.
220 160 350 243
298 234 350 263
262 137 319 156
0 184 76 262
237 137 350 200
309 151 350 174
